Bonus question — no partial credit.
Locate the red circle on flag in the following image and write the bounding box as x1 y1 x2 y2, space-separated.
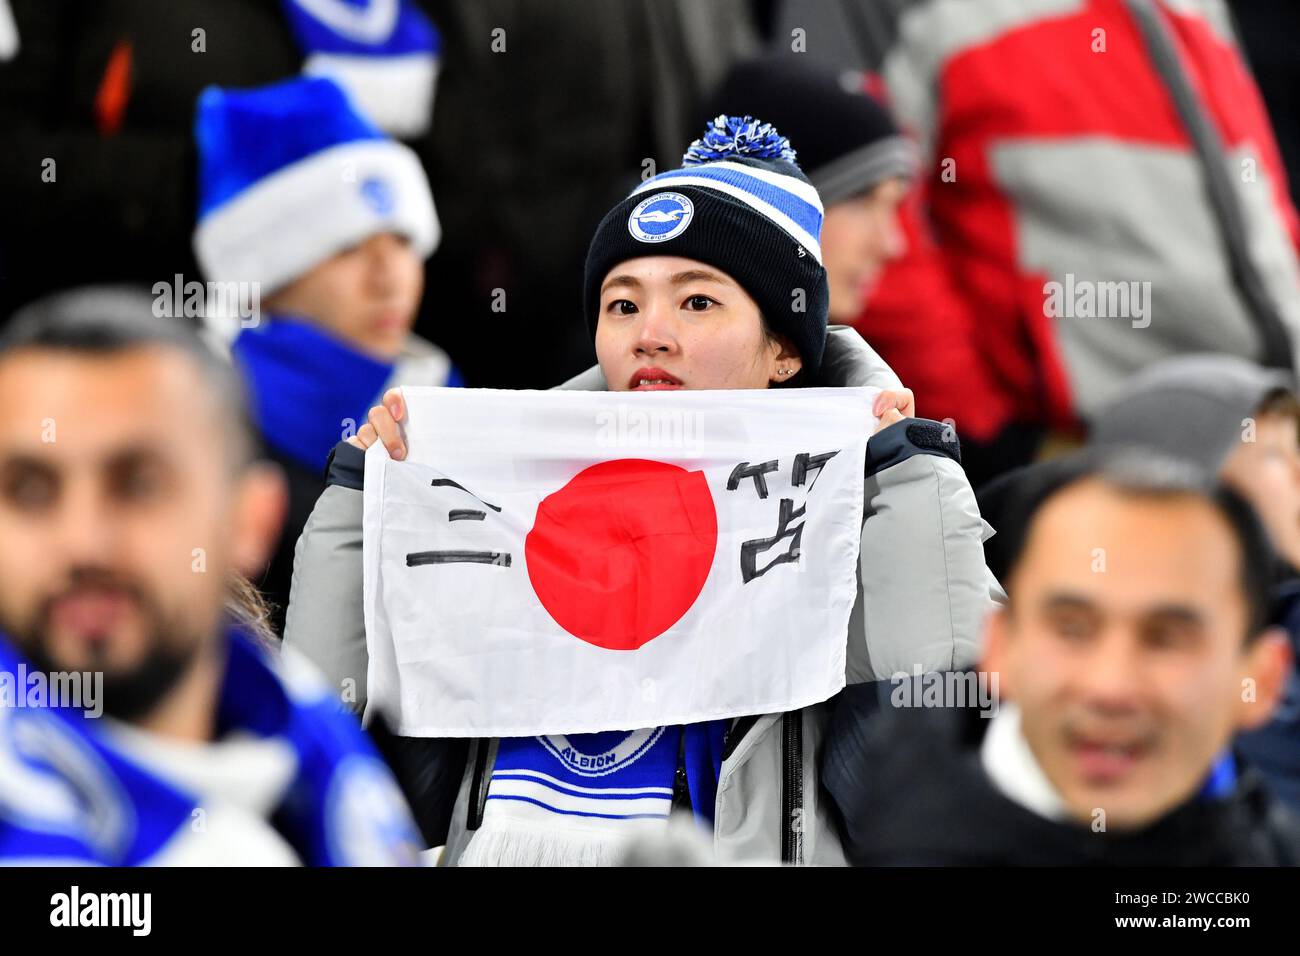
525 458 718 651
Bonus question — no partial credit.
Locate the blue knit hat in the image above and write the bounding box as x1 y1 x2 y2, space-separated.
193 76 439 292
583 116 830 378
280 0 443 138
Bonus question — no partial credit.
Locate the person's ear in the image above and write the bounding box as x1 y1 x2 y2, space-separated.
767 333 803 385
981 606 1014 701
228 462 288 579
1234 627 1293 731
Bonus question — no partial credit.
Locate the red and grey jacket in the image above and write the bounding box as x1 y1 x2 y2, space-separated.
849 0 1300 441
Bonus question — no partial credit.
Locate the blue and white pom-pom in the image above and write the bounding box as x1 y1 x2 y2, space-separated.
681 115 797 167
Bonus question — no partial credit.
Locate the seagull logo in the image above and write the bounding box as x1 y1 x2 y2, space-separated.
628 192 694 243
636 208 686 224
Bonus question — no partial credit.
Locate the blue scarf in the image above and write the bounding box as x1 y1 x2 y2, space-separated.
461 722 727 866
280 0 442 138
0 629 421 865
1200 750 1237 800
232 316 397 474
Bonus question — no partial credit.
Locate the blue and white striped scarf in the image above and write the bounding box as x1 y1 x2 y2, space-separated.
0 628 421 865
461 722 728 866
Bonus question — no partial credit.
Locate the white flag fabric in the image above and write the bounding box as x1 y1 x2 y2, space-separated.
363 386 878 737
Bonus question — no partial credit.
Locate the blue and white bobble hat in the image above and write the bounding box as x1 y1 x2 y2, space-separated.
583 115 830 378
281 0 443 139
193 76 439 293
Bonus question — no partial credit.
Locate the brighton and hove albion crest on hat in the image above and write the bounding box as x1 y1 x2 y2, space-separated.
627 192 694 243
359 176 396 215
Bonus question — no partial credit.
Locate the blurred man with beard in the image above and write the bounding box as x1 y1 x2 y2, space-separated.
824 452 1300 865
0 288 421 865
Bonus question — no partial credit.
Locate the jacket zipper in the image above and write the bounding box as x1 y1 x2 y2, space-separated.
467 739 490 831
781 712 804 865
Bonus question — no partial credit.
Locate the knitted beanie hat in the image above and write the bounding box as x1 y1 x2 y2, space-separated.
705 58 915 206
583 115 830 378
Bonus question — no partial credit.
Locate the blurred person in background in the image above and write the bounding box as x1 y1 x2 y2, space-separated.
703 57 1018 485
193 75 461 634
768 0 1300 488
0 0 763 398
826 452 1299 865
704 59 916 334
1085 354 1300 809
0 0 442 319
0 289 421 865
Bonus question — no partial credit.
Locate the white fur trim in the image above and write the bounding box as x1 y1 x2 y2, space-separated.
0 0 18 61
303 52 438 139
194 139 439 292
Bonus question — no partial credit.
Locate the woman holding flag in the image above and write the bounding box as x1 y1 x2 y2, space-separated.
284 116 997 864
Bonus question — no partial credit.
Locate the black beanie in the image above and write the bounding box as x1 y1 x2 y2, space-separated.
704 58 914 206
583 116 830 378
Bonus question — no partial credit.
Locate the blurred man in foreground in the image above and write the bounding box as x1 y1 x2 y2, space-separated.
1088 354 1300 809
825 453 1299 864
0 290 420 864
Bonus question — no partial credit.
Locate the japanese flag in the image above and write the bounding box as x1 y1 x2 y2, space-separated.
362 386 878 736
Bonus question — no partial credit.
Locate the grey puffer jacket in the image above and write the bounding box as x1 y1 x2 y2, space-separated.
283 326 1001 864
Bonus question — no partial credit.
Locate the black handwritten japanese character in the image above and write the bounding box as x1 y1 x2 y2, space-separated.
740 498 805 583
791 450 839 491
406 478 511 568
726 459 780 499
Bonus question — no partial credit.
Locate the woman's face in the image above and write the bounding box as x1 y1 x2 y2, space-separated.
595 256 801 391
